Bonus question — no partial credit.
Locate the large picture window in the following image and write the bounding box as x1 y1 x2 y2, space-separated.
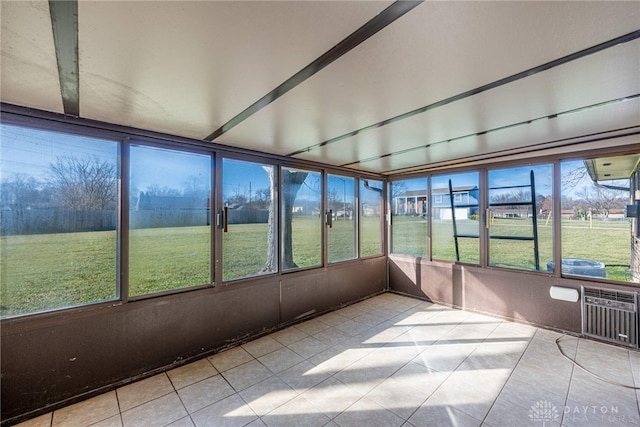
431 171 479 263
391 178 428 257
488 164 553 271
281 167 322 271
0 124 119 317
222 158 276 281
129 145 211 296
560 158 632 281
360 179 384 258
327 174 356 263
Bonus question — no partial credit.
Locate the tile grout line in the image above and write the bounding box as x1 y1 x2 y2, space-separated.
112 388 124 427
419 315 504 424
308 316 387 422
391 315 486 425
34 297 639 427
166 369 197 427
478 323 538 427
280 302 415 424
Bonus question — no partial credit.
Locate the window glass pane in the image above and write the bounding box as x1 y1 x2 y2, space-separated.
391 178 427 257
431 172 479 263
360 179 384 257
1 124 118 317
561 158 632 281
327 174 356 263
488 164 553 271
281 167 321 270
129 145 211 296
222 159 276 280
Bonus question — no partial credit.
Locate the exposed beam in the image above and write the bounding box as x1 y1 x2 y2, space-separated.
342 94 640 167
383 127 640 175
204 0 423 142
289 30 640 157
49 0 80 117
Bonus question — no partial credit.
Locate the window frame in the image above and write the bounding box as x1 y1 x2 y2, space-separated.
558 156 633 283
430 170 481 265
15 108 640 319
280 164 324 273
486 162 555 273
219 154 279 283
326 173 358 264
126 140 214 300
0 120 124 318
389 176 429 258
358 177 385 259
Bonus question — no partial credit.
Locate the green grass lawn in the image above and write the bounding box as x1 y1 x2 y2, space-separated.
560 220 631 281
1 231 118 316
488 218 553 271
223 216 382 279
391 215 631 279
288 216 322 269
1 216 633 317
360 216 383 258
129 226 211 296
328 219 356 262
223 222 271 281
391 215 427 257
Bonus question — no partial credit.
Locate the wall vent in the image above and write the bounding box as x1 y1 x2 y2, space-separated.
582 286 638 348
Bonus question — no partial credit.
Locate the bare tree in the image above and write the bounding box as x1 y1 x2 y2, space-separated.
1 174 45 209
262 168 308 271
578 184 627 220
224 185 248 207
561 166 589 194
263 167 278 273
254 187 271 210
183 174 209 198
49 155 117 210
390 181 408 199
327 187 341 211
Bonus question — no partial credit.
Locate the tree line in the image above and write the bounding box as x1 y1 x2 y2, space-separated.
2 155 212 212
2 156 117 211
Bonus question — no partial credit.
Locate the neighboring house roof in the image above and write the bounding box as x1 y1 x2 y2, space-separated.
136 194 207 210
396 186 478 198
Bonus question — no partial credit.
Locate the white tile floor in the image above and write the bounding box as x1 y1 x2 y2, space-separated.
13 293 640 427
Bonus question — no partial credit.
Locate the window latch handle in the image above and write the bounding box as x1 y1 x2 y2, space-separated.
326 210 333 228
217 207 228 232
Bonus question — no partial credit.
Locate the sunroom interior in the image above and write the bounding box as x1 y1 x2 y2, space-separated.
1 1 640 425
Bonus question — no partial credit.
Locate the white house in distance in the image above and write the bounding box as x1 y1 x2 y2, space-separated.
394 186 479 220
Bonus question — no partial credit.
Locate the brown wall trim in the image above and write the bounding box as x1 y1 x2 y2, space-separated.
0 257 386 424
388 256 640 333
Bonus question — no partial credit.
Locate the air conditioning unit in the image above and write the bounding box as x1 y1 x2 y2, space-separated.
582 287 638 348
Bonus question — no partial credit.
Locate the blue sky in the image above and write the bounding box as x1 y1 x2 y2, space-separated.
130 144 210 192
1 124 382 206
1 124 117 180
223 158 272 198
488 164 553 197
328 174 355 199
392 166 555 197
4 123 602 203
432 171 479 190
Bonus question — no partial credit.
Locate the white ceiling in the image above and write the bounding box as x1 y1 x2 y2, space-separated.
1 1 639 175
